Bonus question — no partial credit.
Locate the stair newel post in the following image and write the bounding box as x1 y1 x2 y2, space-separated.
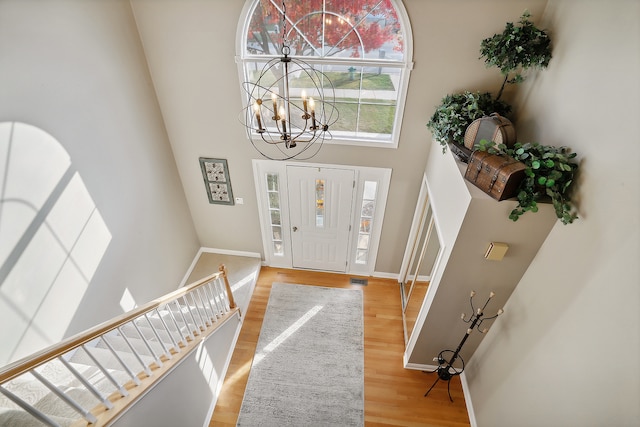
219 264 237 310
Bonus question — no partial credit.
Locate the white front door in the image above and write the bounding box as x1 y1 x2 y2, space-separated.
287 165 355 272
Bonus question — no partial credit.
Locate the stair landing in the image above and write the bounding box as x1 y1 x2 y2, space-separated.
185 252 262 315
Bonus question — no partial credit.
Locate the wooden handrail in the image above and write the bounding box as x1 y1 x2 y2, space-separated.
0 265 230 384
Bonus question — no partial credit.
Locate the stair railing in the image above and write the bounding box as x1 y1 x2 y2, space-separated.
0 264 238 427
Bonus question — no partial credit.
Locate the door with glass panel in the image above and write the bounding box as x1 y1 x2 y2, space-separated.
287 166 354 272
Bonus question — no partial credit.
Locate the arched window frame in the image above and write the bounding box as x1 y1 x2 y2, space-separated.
236 0 414 149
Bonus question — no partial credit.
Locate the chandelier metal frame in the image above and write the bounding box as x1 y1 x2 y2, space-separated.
240 1 339 160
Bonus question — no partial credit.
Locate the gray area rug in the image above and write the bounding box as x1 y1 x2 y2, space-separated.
237 283 364 426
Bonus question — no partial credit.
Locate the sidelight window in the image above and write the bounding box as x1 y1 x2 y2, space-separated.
355 180 377 264
266 173 284 255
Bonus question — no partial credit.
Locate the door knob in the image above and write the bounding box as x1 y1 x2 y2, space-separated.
293 226 298 232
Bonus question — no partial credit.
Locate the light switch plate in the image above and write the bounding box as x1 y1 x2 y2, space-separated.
485 242 509 261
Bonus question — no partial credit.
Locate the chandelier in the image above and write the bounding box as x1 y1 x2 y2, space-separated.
240 2 338 160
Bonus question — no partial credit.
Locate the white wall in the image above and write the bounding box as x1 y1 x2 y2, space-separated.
465 1 640 425
0 0 200 364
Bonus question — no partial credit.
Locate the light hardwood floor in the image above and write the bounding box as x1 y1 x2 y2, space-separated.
209 267 471 427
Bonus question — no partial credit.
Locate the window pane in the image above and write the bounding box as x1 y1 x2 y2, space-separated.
356 249 368 264
359 103 396 134
316 179 325 228
360 218 371 233
332 101 359 133
273 241 284 255
247 1 404 60
272 225 282 241
270 209 281 225
268 191 279 209
361 200 374 217
267 173 279 191
363 181 377 199
246 1 280 56
358 233 370 249
331 101 396 136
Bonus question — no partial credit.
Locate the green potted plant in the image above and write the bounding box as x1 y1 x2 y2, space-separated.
476 140 579 224
426 91 511 153
427 12 552 155
480 11 552 101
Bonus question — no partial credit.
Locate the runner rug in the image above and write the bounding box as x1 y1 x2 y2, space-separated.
237 283 364 426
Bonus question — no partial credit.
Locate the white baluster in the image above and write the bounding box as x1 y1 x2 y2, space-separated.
100 335 142 385
155 307 181 351
143 313 172 359
59 356 114 409
131 320 163 368
31 369 98 424
116 327 152 377
81 344 130 396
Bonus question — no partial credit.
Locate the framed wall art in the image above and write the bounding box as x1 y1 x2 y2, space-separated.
199 157 234 205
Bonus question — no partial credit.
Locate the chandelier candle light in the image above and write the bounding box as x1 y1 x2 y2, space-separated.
241 1 338 160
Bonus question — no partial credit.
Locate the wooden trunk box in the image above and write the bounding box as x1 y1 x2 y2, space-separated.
464 151 526 201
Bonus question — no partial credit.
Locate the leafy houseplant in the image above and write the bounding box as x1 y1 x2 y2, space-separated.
480 11 552 100
426 91 511 153
477 140 578 224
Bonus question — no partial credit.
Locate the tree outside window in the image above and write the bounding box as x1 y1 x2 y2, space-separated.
241 0 411 145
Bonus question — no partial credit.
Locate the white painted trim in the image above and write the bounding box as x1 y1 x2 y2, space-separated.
199 247 262 258
252 160 293 269
402 174 447 363
177 247 262 289
399 174 431 281
405 274 431 282
349 167 392 276
460 372 478 427
403 361 437 371
177 248 205 289
371 270 400 280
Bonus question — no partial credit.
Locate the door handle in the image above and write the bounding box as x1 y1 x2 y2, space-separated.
293 226 298 232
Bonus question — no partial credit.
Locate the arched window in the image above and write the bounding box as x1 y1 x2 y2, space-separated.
238 0 413 148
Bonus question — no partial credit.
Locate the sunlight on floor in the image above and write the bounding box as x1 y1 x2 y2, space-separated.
253 304 323 365
231 271 257 293
223 303 324 388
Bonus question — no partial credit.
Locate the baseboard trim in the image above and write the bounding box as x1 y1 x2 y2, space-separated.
403 361 436 371
200 247 262 258
178 248 205 288
460 372 477 427
371 270 400 280
179 247 263 289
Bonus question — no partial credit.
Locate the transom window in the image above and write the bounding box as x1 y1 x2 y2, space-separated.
238 0 412 147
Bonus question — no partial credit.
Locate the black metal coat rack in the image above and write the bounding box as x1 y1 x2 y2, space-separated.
424 291 504 402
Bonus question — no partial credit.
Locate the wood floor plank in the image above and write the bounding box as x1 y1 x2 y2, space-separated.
209 267 470 426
